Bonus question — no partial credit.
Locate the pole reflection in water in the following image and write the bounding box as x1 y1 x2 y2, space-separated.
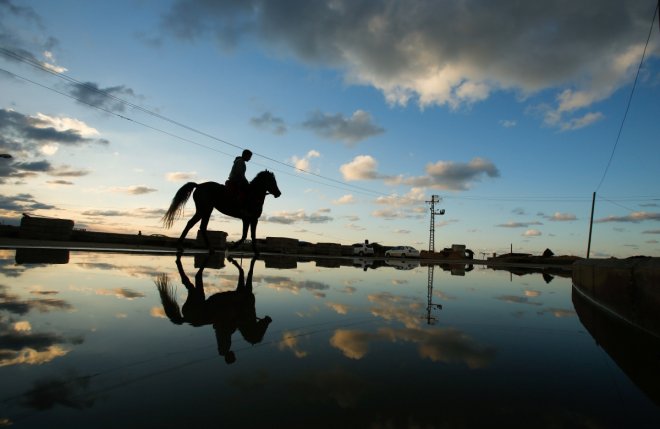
0 249 658 428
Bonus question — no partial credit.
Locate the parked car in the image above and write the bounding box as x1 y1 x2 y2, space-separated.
385 258 420 270
352 242 375 256
385 246 420 258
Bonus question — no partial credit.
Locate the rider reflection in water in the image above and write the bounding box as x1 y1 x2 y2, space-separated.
155 255 272 364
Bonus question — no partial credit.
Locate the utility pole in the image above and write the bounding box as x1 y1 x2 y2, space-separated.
425 195 445 252
587 192 596 258
425 265 443 324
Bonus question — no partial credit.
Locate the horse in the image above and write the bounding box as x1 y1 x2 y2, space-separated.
155 255 272 364
162 170 281 254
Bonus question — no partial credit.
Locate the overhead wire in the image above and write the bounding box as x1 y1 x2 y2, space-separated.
0 47 389 198
594 1 659 192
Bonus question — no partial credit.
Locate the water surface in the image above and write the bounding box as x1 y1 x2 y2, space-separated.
1 249 658 428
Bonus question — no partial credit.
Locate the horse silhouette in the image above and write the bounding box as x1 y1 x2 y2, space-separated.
155 255 272 364
162 170 281 255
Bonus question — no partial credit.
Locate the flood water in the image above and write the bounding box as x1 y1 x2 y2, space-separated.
1 248 659 428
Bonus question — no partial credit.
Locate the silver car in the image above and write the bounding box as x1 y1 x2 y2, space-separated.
384 246 420 258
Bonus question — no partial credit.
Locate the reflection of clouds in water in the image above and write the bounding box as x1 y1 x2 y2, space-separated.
434 290 456 300
263 275 330 296
0 284 73 315
495 295 542 306
0 259 27 277
295 305 321 318
391 279 408 286
537 308 576 318
0 345 69 367
341 286 357 294
0 318 73 367
29 289 59 296
326 302 349 315
13 320 31 331
20 372 95 410
95 288 145 300
368 292 423 329
150 306 166 318
524 290 541 297
279 331 308 358
330 327 496 369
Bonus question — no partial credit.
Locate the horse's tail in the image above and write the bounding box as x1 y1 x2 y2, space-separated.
154 274 184 325
162 182 197 228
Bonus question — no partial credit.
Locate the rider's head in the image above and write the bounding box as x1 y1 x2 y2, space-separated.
242 149 253 161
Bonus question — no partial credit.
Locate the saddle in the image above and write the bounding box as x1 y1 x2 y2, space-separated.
225 180 250 211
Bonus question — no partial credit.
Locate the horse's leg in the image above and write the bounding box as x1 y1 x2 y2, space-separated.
177 212 202 252
199 211 214 254
230 218 250 251
250 219 259 256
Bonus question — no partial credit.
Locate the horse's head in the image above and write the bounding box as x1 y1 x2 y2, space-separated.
261 170 281 198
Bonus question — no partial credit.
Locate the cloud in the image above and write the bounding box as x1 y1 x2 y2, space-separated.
399 158 500 191
160 0 655 128
375 188 426 207
339 155 380 181
548 212 577 221
67 81 139 112
0 1 67 75
522 229 542 237
330 327 496 368
642 229 660 234
262 276 330 296
290 150 320 172
110 185 158 195
302 110 384 145
595 212 660 223
333 194 355 205
266 209 333 224
250 111 287 135
0 108 106 183
0 193 55 213
278 331 308 358
496 221 543 228
499 119 517 128
166 171 197 181
96 288 146 300
496 295 542 306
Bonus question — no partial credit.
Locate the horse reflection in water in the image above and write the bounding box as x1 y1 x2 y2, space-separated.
155 255 272 364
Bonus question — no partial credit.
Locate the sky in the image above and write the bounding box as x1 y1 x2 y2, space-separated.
1 0 659 258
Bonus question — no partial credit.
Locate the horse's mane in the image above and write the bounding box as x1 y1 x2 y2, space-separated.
250 170 274 186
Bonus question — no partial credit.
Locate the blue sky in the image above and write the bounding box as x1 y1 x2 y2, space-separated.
1 0 659 258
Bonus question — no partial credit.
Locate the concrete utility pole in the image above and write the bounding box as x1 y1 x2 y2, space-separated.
426 195 445 252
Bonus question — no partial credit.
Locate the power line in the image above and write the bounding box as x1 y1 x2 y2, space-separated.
0 47 389 198
595 1 659 192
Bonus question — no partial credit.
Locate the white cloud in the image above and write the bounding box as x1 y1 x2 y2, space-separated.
33 113 99 137
166 171 197 181
340 155 379 181
549 212 577 221
333 194 355 205
595 211 660 223
290 150 321 172
522 229 542 237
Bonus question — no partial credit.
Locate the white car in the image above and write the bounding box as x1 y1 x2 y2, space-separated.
385 246 420 258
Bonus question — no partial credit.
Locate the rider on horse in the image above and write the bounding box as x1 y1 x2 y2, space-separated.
226 149 252 213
